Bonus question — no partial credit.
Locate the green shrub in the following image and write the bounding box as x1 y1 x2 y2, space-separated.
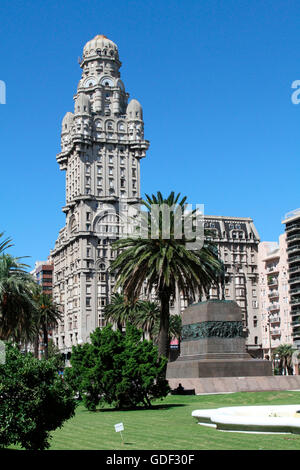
0 343 77 450
65 324 170 410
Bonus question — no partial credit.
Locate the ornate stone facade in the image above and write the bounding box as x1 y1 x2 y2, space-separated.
51 36 261 357
170 215 262 355
51 35 149 353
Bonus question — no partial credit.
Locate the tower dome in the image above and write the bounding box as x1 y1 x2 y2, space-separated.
61 112 74 133
127 99 143 120
83 35 118 59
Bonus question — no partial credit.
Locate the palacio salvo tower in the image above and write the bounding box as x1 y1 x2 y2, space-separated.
51 35 149 353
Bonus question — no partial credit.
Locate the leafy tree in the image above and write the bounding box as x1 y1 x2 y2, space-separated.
64 341 90 400
48 338 65 370
111 191 222 357
0 344 76 450
0 254 37 344
65 324 170 410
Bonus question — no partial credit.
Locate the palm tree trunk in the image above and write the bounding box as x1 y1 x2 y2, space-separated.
43 325 48 360
34 335 39 359
158 292 170 358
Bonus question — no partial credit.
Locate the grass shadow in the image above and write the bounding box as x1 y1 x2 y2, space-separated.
82 403 187 413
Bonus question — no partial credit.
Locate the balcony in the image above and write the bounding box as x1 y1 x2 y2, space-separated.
288 254 300 264
291 308 300 317
267 277 278 287
267 266 279 274
287 233 300 243
268 290 279 299
292 329 300 338
291 298 300 306
289 276 300 285
290 287 300 296
287 244 300 254
270 328 281 336
291 317 300 326
286 223 300 233
268 303 280 311
288 265 300 274
269 315 281 324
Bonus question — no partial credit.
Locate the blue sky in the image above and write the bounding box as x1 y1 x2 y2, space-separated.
1 0 300 268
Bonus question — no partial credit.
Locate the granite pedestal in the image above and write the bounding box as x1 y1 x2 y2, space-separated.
167 300 273 389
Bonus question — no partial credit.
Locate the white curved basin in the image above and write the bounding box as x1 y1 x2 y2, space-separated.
192 405 300 434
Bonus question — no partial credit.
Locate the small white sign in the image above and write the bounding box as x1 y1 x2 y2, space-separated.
114 422 124 433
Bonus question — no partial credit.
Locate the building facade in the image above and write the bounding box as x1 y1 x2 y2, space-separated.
31 260 54 295
51 35 149 353
51 35 262 357
282 208 300 349
30 259 54 357
170 215 262 355
258 234 292 358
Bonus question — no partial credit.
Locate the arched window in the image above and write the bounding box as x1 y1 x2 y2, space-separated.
118 122 125 132
100 77 114 87
106 121 114 131
69 216 78 233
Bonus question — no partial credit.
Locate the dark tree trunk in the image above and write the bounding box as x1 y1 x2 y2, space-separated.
43 325 48 360
158 291 170 358
34 335 39 359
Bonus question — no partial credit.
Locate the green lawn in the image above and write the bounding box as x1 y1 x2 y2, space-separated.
47 391 300 450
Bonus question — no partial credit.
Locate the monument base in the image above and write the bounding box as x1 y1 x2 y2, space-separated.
167 376 300 394
166 356 272 379
166 300 273 385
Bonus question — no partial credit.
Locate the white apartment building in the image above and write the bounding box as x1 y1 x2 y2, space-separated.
258 233 292 358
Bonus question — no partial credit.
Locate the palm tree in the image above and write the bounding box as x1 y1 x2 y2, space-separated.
0 232 13 254
0 253 37 344
111 191 223 357
34 291 62 360
273 344 296 375
169 314 182 347
103 292 138 331
134 300 160 340
151 312 182 358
